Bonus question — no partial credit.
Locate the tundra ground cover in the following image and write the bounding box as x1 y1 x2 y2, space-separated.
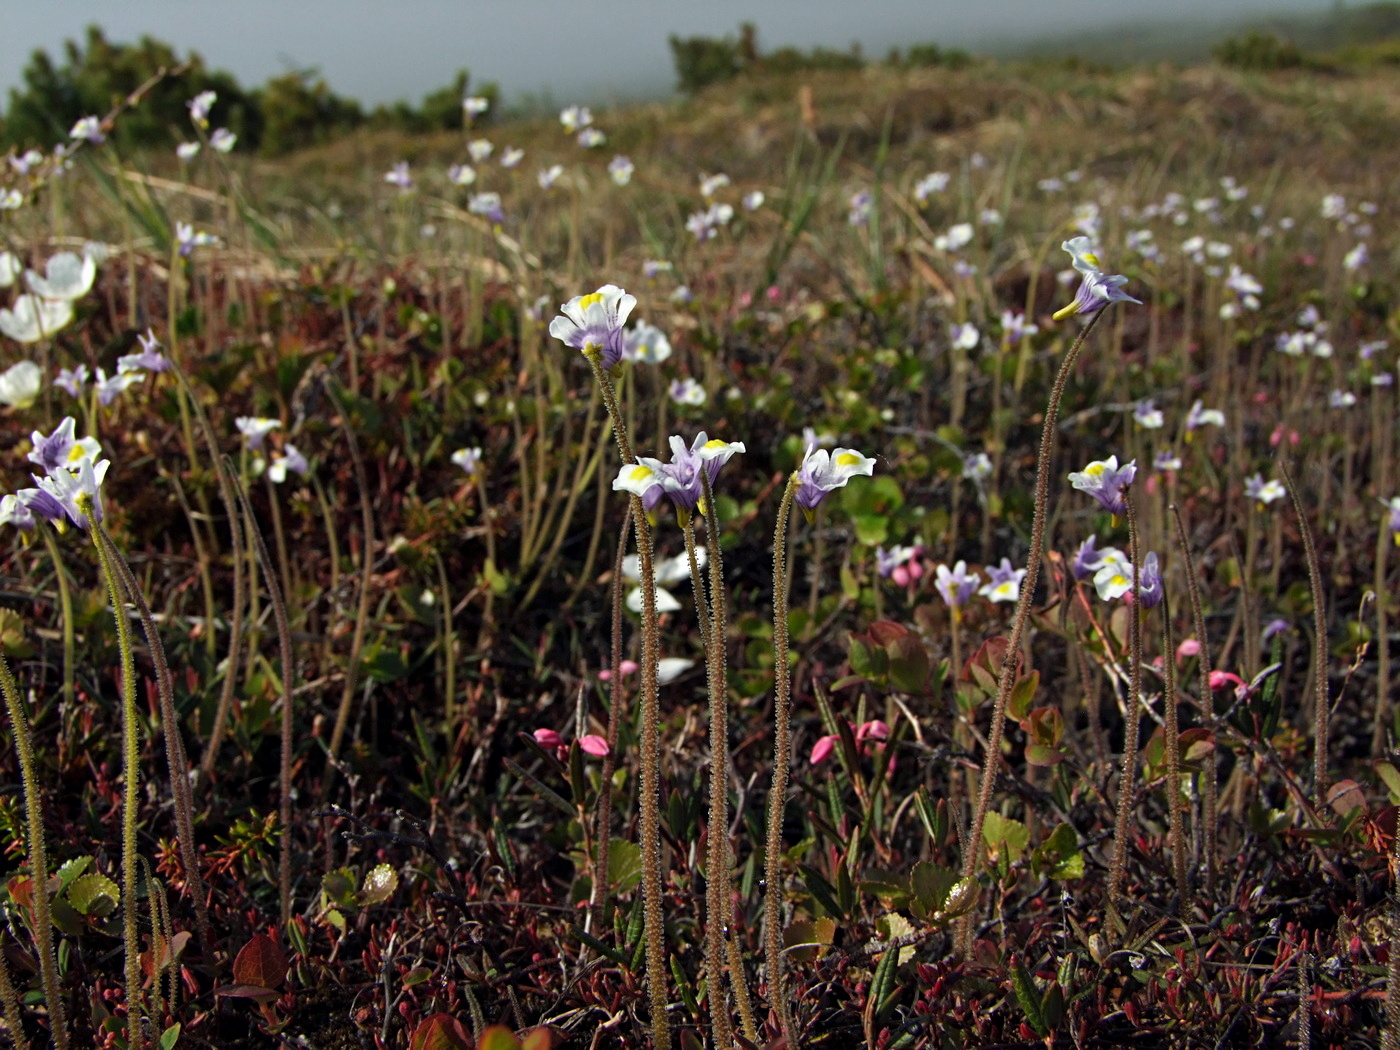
0 54 1396 1049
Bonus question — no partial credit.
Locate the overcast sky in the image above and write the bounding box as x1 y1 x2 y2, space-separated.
2 1 1333 110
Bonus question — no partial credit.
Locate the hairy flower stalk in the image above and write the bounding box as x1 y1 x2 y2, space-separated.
37 526 76 711
83 496 143 1048
0 650 68 1049
697 467 737 1049
587 507 631 941
1106 494 1145 906
1280 461 1330 808
958 309 1107 958
764 472 800 1044
583 345 670 1050
1157 593 1188 914
98 523 213 949
1171 504 1219 896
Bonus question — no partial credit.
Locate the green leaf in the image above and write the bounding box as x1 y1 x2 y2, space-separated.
159 1022 182 1050
607 838 643 892
852 513 890 547
799 864 845 920
1011 958 1048 1036
358 863 399 906
1031 824 1085 880
322 869 357 909
910 861 958 914
1008 670 1040 721
784 916 837 963
67 873 120 917
1377 761 1400 802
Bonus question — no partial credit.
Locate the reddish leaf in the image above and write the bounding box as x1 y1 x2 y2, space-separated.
232 933 287 990
476 1025 524 1050
214 984 280 1001
409 1014 473 1050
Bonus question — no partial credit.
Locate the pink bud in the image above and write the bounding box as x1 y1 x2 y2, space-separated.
597 669 612 681
1208 670 1244 690
619 659 639 676
906 560 924 581
892 565 910 587
533 728 564 749
1144 475 1158 496
1176 638 1201 661
766 285 782 302
810 735 837 765
578 734 610 757
857 719 890 741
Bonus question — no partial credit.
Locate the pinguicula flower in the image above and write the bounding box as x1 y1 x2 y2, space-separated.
550 285 636 370
8 149 43 176
448 163 476 187
577 128 606 149
463 95 490 119
209 128 237 153
979 558 1027 604
500 146 524 168
1133 399 1164 429
0 494 36 534
468 192 504 226
934 560 980 611
28 418 100 473
559 106 592 133
1329 389 1357 409
70 116 104 144
0 296 73 343
1154 449 1182 472
1344 243 1369 271
0 361 43 408
268 444 309 484
34 456 109 529
25 252 96 301
1068 455 1137 517
742 191 764 211
118 329 171 373
611 432 745 523
468 139 493 163
188 90 217 127
669 378 706 406
1262 618 1291 642
0 252 21 287
93 368 143 406
934 222 974 252
175 222 219 257
699 172 730 198
1385 496 1400 545
1053 236 1141 321
55 364 89 398
622 547 703 614
1244 473 1286 507
609 155 634 186
176 142 201 162
657 657 695 684
1000 310 1038 345
384 162 412 191
963 452 992 481
622 320 672 364
538 165 565 190
1071 535 1122 582
451 446 483 478
1093 550 1163 608
792 443 875 520
950 322 980 351
1185 400 1224 434
236 416 281 450
913 171 949 202
848 190 873 226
